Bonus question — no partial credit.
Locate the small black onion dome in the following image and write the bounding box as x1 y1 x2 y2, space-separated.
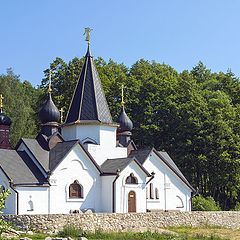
39 93 60 124
0 109 12 126
117 106 133 132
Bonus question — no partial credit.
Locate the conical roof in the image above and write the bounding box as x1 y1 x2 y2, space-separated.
39 93 60 124
117 106 133 132
65 45 113 124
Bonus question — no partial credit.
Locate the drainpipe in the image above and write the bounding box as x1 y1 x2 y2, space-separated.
112 169 120 213
164 174 167 211
9 180 18 215
145 172 155 212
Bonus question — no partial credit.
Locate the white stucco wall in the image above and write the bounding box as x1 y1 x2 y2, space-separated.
48 144 101 214
0 170 17 214
101 175 115 212
115 161 147 213
62 123 128 166
143 153 192 212
16 186 48 214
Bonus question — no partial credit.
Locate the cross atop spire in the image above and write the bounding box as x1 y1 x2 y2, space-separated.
121 85 125 107
0 94 4 113
84 27 93 45
48 70 52 93
60 107 65 124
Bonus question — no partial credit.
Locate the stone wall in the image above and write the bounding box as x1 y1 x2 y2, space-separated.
1 212 240 233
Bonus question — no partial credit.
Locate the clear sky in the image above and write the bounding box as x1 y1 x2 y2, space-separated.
1 0 240 86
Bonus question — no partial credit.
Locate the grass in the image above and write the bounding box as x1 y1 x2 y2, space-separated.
5 225 234 240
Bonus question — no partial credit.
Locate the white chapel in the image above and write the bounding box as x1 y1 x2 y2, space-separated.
0 34 194 215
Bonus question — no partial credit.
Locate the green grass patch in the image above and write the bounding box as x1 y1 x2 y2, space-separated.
4 225 230 240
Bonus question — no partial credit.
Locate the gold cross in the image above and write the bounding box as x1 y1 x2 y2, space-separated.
121 85 125 107
60 107 65 124
84 27 93 44
48 70 52 93
0 94 4 109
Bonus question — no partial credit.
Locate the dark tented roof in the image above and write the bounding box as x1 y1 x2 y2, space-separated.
0 149 47 186
65 46 113 124
101 157 150 176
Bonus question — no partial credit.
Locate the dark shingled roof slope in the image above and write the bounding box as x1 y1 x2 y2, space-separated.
0 149 47 186
129 148 194 191
20 137 102 174
49 140 78 171
101 157 150 176
65 46 113 124
21 138 49 171
128 149 152 164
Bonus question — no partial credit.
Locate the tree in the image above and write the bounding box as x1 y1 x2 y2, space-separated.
0 70 39 146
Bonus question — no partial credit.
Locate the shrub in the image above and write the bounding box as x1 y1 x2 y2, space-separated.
58 225 85 238
192 195 221 211
232 202 240 211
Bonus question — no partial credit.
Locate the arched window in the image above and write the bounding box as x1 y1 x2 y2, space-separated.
155 188 159 199
150 183 154 199
69 180 83 199
125 173 138 184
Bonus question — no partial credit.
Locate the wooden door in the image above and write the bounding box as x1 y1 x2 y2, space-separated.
128 191 136 212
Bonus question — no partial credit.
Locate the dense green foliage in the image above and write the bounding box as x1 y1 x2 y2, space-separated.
1 56 240 210
0 69 40 146
192 195 221 211
0 187 10 234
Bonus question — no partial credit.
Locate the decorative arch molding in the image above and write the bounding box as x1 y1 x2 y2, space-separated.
70 159 87 170
176 195 184 208
82 137 98 145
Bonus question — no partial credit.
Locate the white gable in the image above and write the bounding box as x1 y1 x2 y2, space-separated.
143 152 192 211
48 143 101 214
114 161 148 213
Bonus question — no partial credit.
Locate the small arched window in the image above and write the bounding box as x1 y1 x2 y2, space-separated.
125 173 138 184
69 180 83 199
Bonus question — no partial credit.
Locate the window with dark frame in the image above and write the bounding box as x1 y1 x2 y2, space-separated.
69 180 83 199
150 183 154 199
125 173 138 184
155 188 159 199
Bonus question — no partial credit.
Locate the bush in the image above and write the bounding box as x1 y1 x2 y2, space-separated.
192 195 221 211
232 202 240 211
58 225 85 238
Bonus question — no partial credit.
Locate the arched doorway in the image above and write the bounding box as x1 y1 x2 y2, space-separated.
128 191 136 212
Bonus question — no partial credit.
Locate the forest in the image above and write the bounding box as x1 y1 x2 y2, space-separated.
0 57 240 210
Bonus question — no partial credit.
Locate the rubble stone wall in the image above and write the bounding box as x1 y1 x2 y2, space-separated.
1 211 240 232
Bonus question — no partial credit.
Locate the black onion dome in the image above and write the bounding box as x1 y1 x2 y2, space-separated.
118 106 133 132
0 110 12 126
39 93 60 124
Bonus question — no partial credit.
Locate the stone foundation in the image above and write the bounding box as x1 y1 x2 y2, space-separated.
1 211 240 232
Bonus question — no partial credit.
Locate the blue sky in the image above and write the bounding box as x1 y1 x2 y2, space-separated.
1 1 240 86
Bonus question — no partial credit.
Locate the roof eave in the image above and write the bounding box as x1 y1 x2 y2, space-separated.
152 148 195 191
